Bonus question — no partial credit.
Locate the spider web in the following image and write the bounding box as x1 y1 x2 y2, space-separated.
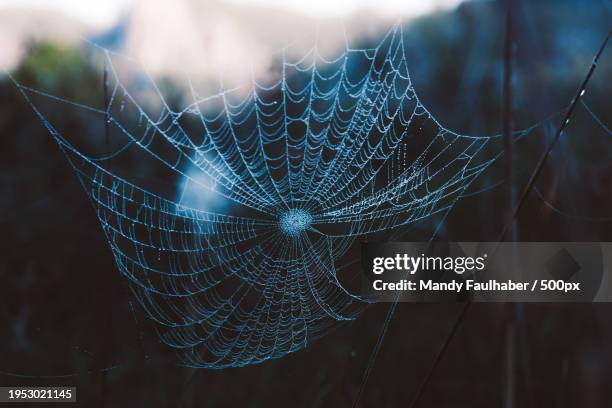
12 27 509 368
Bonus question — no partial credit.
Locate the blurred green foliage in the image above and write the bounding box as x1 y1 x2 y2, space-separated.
14 42 101 104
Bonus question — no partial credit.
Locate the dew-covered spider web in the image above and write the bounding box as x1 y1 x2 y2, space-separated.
13 27 517 368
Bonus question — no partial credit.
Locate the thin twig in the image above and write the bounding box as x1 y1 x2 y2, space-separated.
502 0 515 241
407 302 470 408
502 3 517 408
497 29 611 242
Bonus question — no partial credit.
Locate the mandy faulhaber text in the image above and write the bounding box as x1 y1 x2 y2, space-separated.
372 279 531 292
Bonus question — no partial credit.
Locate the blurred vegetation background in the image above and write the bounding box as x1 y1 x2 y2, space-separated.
1 0 612 406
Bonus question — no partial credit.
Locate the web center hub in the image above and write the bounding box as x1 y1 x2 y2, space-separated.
279 209 312 236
